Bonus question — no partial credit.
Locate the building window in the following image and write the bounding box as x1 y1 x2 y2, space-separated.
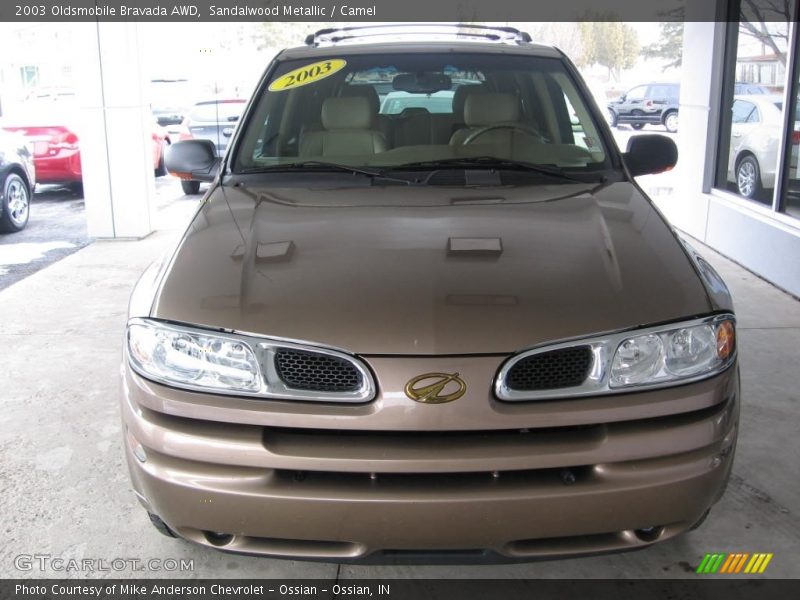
19 65 39 89
714 0 796 213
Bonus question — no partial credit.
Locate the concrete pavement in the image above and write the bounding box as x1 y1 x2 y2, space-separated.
0 194 798 579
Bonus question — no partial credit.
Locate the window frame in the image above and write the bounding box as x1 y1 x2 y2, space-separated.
713 0 799 216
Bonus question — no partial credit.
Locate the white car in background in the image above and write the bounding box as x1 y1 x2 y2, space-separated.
726 94 797 199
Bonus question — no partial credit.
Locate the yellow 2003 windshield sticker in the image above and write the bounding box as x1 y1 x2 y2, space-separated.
268 59 347 92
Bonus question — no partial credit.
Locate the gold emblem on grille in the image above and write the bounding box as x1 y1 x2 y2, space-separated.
404 372 467 404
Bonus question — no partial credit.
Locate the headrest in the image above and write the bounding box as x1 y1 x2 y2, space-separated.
464 92 520 126
340 85 380 115
322 96 373 130
399 107 429 117
452 84 484 119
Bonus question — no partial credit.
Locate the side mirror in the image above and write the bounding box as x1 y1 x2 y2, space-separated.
623 134 677 177
165 140 219 182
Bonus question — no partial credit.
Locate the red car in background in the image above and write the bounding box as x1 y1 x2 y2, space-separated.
1 91 169 191
0 124 83 189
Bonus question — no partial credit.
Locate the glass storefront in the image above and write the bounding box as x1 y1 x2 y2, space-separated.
714 0 798 219
780 41 800 219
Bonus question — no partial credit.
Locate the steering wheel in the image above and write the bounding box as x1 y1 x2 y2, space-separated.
462 123 546 145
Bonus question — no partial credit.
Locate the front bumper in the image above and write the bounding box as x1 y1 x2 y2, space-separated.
120 358 739 562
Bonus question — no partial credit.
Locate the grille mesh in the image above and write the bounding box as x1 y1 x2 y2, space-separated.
274 349 363 393
506 346 593 391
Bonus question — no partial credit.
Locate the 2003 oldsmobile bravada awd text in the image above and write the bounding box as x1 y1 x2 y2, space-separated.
121 25 739 562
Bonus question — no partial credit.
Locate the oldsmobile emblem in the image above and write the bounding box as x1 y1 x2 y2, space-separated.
404 372 467 404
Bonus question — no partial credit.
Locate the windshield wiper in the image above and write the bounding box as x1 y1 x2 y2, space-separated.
240 161 412 185
392 156 600 184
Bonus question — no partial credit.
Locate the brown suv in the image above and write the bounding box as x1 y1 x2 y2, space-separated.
121 25 739 562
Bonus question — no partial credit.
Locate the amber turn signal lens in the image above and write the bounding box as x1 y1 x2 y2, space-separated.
716 320 735 360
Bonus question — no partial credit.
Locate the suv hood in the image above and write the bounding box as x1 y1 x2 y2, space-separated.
151 181 711 355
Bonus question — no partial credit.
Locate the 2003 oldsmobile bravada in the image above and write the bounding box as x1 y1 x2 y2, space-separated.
121 25 739 562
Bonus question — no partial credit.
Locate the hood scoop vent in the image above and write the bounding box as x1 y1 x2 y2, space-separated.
448 237 503 256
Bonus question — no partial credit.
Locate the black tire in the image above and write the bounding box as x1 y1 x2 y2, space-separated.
607 109 618 127
67 181 83 196
155 141 169 177
631 123 645 130
0 172 31 233
181 180 201 195
148 512 177 537
663 110 679 133
736 155 762 199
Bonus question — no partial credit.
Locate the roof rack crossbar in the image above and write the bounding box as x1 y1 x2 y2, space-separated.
305 24 533 47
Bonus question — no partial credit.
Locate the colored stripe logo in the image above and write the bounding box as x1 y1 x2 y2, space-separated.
697 553 773 574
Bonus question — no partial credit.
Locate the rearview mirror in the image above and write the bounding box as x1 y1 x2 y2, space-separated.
165 140 219 182
393 72 452 94
623 134 677 177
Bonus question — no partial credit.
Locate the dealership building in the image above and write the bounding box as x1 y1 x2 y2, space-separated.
662 1 800 296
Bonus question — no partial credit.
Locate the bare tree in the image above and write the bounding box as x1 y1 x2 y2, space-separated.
739 0 793 65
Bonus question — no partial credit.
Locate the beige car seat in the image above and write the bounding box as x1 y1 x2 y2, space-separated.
449 92 526 147
300 96 387 157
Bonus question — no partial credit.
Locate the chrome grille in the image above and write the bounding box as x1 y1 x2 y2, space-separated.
505 346 593 391
274 348 363 393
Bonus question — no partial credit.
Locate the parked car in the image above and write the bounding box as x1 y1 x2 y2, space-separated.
124 25 739 561
0 130 35 233
1 95 170 191
725 95 789 199
608 82 680 133
149 78 192 127
150 118 171 179
173 98 246 194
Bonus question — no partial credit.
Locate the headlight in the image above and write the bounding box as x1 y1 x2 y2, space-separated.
128 320 261 392
126 318 375 402
496 314 736 401
610 319 734 388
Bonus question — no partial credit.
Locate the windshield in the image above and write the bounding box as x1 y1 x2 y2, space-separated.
234 52 609 173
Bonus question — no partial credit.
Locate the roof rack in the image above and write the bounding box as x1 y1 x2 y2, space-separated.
304 24 533 47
